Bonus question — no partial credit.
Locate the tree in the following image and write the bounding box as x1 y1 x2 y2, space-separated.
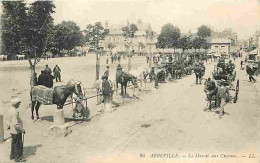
178 35 192 52
145 29 155 67
157 23 180 52
107 43 116 55
84 22 108 81
192 37 206 52
197 25 211 38
122 23 138 71
58 21 83 56
1 1 55 90
24 1 55 89
1 1 28 60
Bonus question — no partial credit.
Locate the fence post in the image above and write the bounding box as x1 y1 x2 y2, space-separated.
104 95 112 111
54 109 65 125
0 115 4 143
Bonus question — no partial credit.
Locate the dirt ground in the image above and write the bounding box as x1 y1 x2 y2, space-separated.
0 54 259 163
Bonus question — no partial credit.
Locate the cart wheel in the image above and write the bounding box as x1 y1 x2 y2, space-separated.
233 79 239 103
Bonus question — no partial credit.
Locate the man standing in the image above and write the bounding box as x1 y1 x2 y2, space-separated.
194 63 202 84
204 78 217 111
6 98 26 162
104 66 109 78
246 65 256 82
216 80 230 118
117 54 121 63
102 75 113 109
53 65 61 82
44 65 52 75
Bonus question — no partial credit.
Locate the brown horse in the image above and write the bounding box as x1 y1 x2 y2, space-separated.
30 82 83 120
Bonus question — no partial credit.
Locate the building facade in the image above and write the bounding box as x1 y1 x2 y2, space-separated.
210 38 232 56
101 20 157 54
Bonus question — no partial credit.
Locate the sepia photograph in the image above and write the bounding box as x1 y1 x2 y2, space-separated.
0 0 259 162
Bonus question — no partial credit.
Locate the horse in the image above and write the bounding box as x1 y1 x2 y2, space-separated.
30 82 83 120
129 65 149 90
116 71 138 96
184 65 194 75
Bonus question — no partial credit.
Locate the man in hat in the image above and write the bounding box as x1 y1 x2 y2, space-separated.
6 98 26 162
204 77 217 111
104 66 109 78
194 63 202 84
216 79 230 118
53 65 61 82
246 65 256 82
102 75 113 107
44 65 52 75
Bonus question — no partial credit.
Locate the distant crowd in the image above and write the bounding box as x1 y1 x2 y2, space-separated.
34 65 62 88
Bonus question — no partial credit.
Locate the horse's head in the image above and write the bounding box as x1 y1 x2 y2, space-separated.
74 82 84 98
131 76 138 88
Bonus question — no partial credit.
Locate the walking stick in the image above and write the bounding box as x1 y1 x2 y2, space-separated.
22 132 24 147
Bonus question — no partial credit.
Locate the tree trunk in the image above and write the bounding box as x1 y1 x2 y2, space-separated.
128 46 131 72
149 45 152 68
29 61 36 91
96 53 100 81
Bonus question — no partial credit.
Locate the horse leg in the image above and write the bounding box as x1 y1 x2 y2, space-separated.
35 102 41 120
121 84 124 96
124 84 127 97
31 101 36 120
116 82 118 94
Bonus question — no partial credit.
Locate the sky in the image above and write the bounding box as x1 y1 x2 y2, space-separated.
4 0 260 40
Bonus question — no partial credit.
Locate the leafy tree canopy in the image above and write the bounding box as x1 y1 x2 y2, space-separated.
122 24 138 39
157 23 180 49
197 25 211 38
84 22 108 49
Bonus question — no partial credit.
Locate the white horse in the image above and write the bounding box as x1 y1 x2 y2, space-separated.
0 55 7 61
16 54 25 60
129 65 149 91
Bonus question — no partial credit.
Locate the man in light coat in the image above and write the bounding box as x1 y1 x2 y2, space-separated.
6 98 26 162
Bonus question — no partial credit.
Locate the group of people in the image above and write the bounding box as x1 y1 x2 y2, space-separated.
204 77 230 118
203 57 238 118
36 65 62 88
106 53 123 65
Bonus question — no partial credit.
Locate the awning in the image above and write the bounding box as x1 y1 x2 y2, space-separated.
249 49 258 55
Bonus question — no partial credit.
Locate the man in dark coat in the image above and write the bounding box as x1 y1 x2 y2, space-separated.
37 71 48 86
246 65 256 82
204 78 217 111
194 63 202 84
53 65 61 82
104 66 109 78
44 65 52 75
102 75 113 107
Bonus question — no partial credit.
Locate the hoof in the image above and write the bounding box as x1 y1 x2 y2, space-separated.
31 116 34 120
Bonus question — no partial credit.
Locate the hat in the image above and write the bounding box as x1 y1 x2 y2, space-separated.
10 98 21 106
101 75 108 80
